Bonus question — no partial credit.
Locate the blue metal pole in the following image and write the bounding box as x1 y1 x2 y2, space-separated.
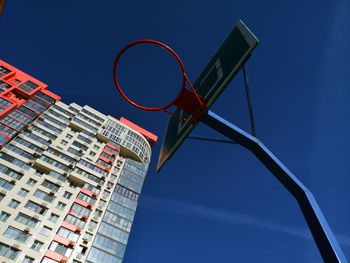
200 110 348 263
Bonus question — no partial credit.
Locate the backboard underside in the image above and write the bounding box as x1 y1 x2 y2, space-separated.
156 20 259 172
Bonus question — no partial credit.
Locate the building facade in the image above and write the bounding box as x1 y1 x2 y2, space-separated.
0 59 157 263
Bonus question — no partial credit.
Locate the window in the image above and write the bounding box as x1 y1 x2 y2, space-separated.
48 213 59 223
0 133 8 147
54 105 75 117
47 109 69 122
0 192 7 202
31 125 57 140
57 227 79 242
40 226 52 236
64 214 86 228
78 159 108 176
97 159 112 169
81 129 94 137
91 233 126 258
83 182 101 195
89 220 98 228
26 178 37 187
35 170 44 177
103 190 110 197
42 113 65 127
0 211 10 222
18 188 29 197
0 123 17 136
40 155 70 172
0 242 21 260
4 226 31 243
0 177 15 190
73 117 98 132
47 170 67 182
23 80 38 89
99 199 107 207
0 66 11 76
67 147 83 157
76 245 88 255
72 140 88 151
71 203 91 218
0 163 23 179
49 241 73 257
60 140 68 145
69 106 80 113
63 191 72 199
9 110 33 124
35 119 61 133
77 134 92 144
24 100 45 113
21 131 50 146
81 108 104 122
46 147 77 163
24 201 48 215
31 240 43 251
66 133 73 139
8 199 20 209
0 80 11 90
0 153 31 170
22 256 35 263
17 105 37 119
89 151 96 157
82 232 93 243
33 189 55 203
56 202 66 210
104 145 120 155
14 137 44 152
41 179 60 191
93 145 100 150
15 213 39 228
111 174 117 181
100 151 116 161
73 167 102 184
94 209 103 217
1 116 26 130
36 92 56 104
77 192 96 204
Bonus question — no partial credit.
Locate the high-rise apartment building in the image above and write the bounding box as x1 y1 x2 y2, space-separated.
0 59 157 263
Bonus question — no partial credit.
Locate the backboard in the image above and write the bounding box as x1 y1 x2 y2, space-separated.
156 20 259 172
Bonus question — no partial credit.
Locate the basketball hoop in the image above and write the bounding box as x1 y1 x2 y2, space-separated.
113 40 207 124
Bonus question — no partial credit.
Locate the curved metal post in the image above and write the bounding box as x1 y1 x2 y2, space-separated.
200 110 348 263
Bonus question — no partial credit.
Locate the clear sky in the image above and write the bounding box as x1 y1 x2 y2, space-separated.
2 0 350 262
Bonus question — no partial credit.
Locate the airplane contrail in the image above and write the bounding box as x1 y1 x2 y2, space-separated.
139 196 350 247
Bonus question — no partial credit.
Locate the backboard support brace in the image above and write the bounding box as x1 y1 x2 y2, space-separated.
200 110 348 263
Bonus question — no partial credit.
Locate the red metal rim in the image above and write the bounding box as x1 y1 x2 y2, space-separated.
113 40 187 111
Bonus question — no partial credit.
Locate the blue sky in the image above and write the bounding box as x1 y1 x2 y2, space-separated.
2 0 350 262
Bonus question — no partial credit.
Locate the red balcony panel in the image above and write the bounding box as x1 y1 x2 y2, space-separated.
0 132 11 141
81 187 97 198
45 250 68 263
98 155 112 164
41 88 61 102
95 162 110 172
106 142 120 151
0 100 16 119
102 148 115 156
54 234 74 247
0 121 20 132
61 221 77 232
74 198 93 209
